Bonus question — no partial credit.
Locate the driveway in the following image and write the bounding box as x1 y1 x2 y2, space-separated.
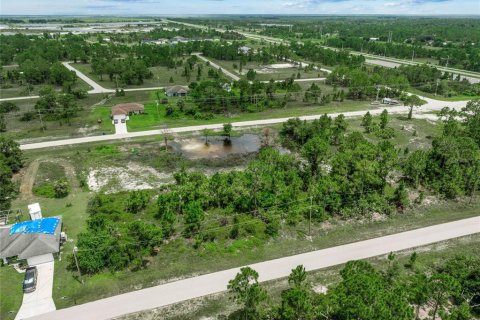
114 120 128 135
29 216 480 320
15 257 56 320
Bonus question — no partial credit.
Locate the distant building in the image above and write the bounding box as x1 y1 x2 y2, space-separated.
142 38 169 45
170 36 189 44
238 46 252 54
0 217 62 265
369 37 379 41
165 85 190 97
111 103 145 123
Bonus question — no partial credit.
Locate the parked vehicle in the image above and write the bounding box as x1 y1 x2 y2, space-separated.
23 266 37 293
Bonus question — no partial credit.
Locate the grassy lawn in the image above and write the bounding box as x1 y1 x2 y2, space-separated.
0 264 24 319
109 94 376 132
138 234 480 320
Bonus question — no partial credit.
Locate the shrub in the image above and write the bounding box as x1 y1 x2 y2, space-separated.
54 179 69 198
124 190 150 213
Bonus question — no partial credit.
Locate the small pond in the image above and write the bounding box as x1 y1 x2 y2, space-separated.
170 134 261 159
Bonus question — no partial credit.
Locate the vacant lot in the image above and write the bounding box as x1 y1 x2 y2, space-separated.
71 59 219 89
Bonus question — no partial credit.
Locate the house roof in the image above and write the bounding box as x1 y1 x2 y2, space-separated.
165 85 190 95
111 103 144 116
0 217 62 260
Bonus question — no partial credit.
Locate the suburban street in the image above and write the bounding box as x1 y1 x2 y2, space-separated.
28 216 480 320
19 93 468 150
194 53 241 81
61 62 111 94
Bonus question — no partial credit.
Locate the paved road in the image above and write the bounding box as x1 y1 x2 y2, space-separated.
62 62 111 94
19 93 468 151
194 53 241 81
16 260 56 320
29 216 480 320
0 95 40 102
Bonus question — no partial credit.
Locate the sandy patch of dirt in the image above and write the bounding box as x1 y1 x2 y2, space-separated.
77 124 99 135
264 63 296 69
87 162 172 193
312 284 328 294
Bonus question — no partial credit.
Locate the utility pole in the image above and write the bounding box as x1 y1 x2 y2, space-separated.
37 109 45 131
376 86 380 102
445 55 450 68
435 79 439 96
73 246 84 285
308 195 313 237
411 50 415 62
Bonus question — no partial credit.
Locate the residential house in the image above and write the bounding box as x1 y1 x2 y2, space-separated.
165 85 190 97
111 103 145 123
0 217 62 265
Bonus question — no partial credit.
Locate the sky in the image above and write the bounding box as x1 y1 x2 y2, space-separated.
1 0 479 16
